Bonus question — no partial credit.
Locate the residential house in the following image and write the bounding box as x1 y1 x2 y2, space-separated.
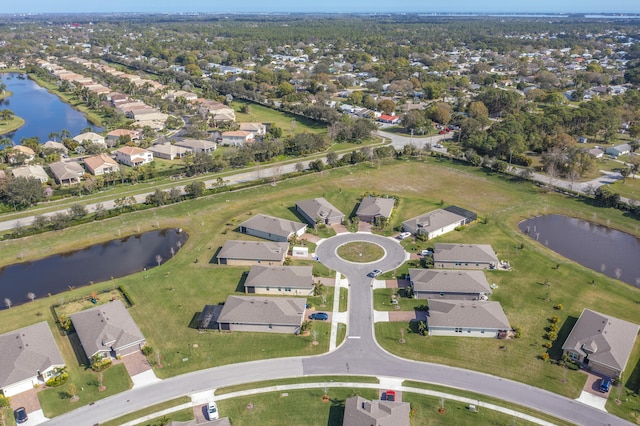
216 295 307 334
295 197 345 226
73 132 106 148
106 129 141 145
562 309 639 378
0 322 65 397
195 99 236 123
220 130 255 146
244 265 314 296
402 206 476 239
8 145 36 164
377 114 401 124
49 161 84 185
239 214 307 242
11 165 49 183
355 196 395 224
239 122 267 136
41 141 69 157
217 240 290 266
174 139 217 153
605 143 632 157
432 243 499 270
148 143 190 160
587 148 604 159
408 269 492 300
342 395 410 426
426 300 510 338
84 153 120 176
114 146 154 167
70 300 146 361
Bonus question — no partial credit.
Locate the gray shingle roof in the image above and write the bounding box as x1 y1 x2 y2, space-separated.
245 265 313 289
342 396 410 426
562 308 639 373
409 269 491 295
295 198 345 224
217 296 306 326
355 196 395 219
174 139 217 151
403 209 466 234
70 300 145 359
0 322 64 389
433 243 498 264
218 241 289 262
427 300 510 330
240 214 306 239
49 161 84 182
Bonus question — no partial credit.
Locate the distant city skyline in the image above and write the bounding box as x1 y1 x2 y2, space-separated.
3 1 639 14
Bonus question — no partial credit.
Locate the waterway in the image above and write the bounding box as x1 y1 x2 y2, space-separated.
0 229 187 308
519 214 640 287
0 72 102 143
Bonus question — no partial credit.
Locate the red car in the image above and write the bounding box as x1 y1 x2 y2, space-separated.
383 390 396 401
438 130 447 134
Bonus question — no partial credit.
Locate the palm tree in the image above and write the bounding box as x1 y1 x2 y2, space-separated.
313 281 325 297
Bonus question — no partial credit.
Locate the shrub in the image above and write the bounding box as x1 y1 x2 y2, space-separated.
545 331 558 341
539 352 550 361
550 316 559 324
46 373 69 387
554 304 563 310
91 358 112 372
513 325 523 338
119 285 135 306
0 396 10 408
543 342 553 349
141 345 153 356
566 362 580 371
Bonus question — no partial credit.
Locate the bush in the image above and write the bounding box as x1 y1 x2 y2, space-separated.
545 331 558 341
550 316 559 324
513 325 523 339
141 345 153 356
539 352 550 361
119 285 135 306
0 396 10 408
46 373 69 387
566 362 580 371
554 304 563 310
543 342 553 349
91 358 112 372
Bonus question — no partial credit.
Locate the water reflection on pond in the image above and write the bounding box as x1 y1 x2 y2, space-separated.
0 229 187 307
519 215 640 287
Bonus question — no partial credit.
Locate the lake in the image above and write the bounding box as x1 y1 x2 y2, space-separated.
0 72 102 143
518 215 640 287
0 229 187 308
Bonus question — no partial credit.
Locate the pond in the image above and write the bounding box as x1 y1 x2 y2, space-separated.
0 229 187 308
519 214 640 288
0 72 102 143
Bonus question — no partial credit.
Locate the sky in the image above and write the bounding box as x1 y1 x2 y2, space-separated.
3 0 639 14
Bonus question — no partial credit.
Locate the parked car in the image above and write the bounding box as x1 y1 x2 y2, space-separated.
14 407 28 424
420 249 433 256
207 401 219 420
434 143 444 148
310 312 329 320
599 377 612 393
368 269 382 278
383 390 396 401
398 232 412 240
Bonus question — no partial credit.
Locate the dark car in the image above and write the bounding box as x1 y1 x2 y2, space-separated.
384 390 396 401
600 377 612 393
310 312 329 320
14 407 28 424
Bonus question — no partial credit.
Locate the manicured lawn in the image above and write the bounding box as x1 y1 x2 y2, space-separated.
336 241 385 262
0 115 25 135
336 323 347 346
607 176 640 201
339 288 348 312
215 376 379 395
373 288 429 311
233 100 326 135
217 388 378 426
99 397 191 426
38 363 132 418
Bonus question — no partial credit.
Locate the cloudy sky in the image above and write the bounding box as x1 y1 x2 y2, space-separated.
3 0 639 14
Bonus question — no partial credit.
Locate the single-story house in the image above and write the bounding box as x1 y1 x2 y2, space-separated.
605 143 632 157
49 160 85 185
343 395 410 426
355 196 395 224
174 139 217 154
587 148 604 159
70 300 146 361
432 243 499 270
408 269 491 300
216 295 307 334
295 197 345 226
562 308 639 378
239 214 307 242
41 141 69 156
11 165 49 183
244 265 314 295
8 145 36 164
217 240 289 266
377 114 401 124
84 153 120 176
148 143 190 160
220 130 255 146
239 122 267 135
402 206 476 239
114 146 154 167
73 132 106 148
426 300 510 338
106 129 141 144
0 322 65 397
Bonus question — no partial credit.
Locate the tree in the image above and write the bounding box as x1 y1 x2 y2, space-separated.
155 254 163 266
417 320 427 336
1 176 44 209
4 298 11 309
378 99 396 115
27 292 36 302
184 181 205 198
313 281 325 297
468 101 489 120
68 204 88 220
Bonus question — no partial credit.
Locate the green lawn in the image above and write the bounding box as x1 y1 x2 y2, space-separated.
373 288 429 311
131 408 194 426
99 397 191 426
337 241 385 262
234 101 326 135
339 288 348 312
607 176 640 201
0 115 25 135
215 376 379 395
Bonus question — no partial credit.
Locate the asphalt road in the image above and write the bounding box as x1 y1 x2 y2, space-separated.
43 233 631 426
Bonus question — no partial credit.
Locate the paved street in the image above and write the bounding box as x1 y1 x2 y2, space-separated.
42 232 631 426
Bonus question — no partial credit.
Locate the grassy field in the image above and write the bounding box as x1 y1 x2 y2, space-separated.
336 241 384 262
607 176 640 201
234 100 326 135
373 288 429 311
215 376 379 395
99 397 191 426
1 159 640 420
0 115 25 135
131 408 194 426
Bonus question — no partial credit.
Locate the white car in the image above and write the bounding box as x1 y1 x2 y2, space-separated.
398 232 412 240
207 402 219 420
